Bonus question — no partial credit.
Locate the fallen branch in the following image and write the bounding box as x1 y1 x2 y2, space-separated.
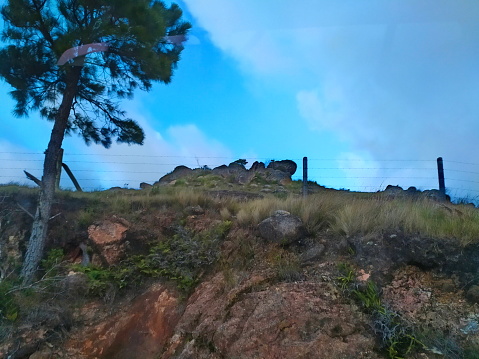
17 203 35 219
24 171 42 187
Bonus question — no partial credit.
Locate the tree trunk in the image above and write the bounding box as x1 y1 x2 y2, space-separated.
21 67 82 283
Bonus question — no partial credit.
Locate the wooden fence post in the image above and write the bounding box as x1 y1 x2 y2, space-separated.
62 163 83 192
437 157 445 195
302 157 308 197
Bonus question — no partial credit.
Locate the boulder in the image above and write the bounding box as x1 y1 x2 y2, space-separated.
266 160 297 175
466 285 479 303
212 163 254 184
258 210 306 245
249 161 265 171
88 217 130 265
300 243 326 263
156 166 193 185
140 182 153 189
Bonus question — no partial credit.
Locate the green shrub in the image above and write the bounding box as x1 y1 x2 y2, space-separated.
41 248 64 277
0 279 20 321
137 221 231 292
336 264 424 359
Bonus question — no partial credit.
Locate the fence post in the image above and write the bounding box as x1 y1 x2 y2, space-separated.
55 148 64 190
62 163 83 192
302 156 308 197
437 157 445 195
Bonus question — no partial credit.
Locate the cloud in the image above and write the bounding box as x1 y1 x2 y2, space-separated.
184 0 479 197
0 105 233 190
0 140 44 186
59 109 233 190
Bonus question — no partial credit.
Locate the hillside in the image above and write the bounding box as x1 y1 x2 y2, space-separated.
1 162 479 358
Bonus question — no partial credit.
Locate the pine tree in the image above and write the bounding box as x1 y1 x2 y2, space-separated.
0 0 190 282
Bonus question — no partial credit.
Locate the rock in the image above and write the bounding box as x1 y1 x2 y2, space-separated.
157 166 193 185
422 189 451 202
266 160 297 175
249 161 265 171
61 271 89 296
300 244 326 263
185 205 204 215
466 285 479 303
384 185 404 196
349 233 465 285
68 284 182 359
29 347 54 359
258 210 306 245
161 273 379 359
211 164 254 184
88 217 130 265
140 182 153 189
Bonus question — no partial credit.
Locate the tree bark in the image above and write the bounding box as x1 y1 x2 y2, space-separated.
21 67 82 283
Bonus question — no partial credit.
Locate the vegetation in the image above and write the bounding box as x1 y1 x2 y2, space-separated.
336 263 424 359
0 0 190 283
2 181 479 357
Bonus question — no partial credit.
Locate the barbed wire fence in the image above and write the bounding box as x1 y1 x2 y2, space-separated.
1 152 479 201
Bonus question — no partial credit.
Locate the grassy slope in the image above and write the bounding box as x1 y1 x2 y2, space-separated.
2 178 479 357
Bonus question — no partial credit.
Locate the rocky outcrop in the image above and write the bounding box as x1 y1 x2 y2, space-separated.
155 160 298 186
161 272 379 359
383 185 451 202
258 210 306 245
211 163 255 184
88 217 130 265
156 165 194 185
266 159 297 175
67 284 182 359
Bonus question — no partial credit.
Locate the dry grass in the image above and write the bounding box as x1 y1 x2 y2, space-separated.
4 184 479 245
235 191 347 233
234 190 479 245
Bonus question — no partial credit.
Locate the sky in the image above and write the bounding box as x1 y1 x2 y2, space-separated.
1 0 479 199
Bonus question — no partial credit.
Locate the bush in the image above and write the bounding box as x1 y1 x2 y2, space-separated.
135 221 231 292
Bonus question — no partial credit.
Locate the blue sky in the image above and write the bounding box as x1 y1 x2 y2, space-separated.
1 0 479 198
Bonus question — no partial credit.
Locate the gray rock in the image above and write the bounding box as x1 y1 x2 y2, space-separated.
140 182 152 189
157 166 193 185
266 160 297 175
300 244 326 262
185 205 204 215
250 161 266 171
466 285 479 303
258 210 306 245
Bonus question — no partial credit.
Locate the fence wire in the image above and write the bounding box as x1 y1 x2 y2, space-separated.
1 153 478 196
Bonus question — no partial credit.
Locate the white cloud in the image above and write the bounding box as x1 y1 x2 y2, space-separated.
0 90 234 190
60 115 233 190
0 140 44 186
184 0 479 197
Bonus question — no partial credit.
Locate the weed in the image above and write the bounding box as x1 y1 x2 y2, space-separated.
71 264 136 296
41 248 64 278
266 246 302 282
174 179 187 187
336 263 356 290
353 281 383 313
336 264 424 358
128 221 232 292
0 279 20 321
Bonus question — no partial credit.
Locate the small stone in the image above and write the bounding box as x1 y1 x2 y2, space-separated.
300 244 325 263
466 285 479 303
